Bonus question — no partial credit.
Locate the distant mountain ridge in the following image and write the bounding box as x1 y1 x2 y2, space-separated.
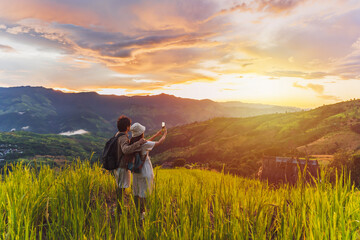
0 86 301 135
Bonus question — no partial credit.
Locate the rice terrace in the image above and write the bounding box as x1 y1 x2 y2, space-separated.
1 160 360 239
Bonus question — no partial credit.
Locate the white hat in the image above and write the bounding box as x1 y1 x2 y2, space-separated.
130 122 146 137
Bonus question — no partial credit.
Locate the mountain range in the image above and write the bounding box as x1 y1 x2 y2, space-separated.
1 94 360 176
0 86 300 135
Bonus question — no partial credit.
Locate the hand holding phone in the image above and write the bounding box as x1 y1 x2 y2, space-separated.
162 122 165 129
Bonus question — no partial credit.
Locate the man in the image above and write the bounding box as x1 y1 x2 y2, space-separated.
113 115 146 201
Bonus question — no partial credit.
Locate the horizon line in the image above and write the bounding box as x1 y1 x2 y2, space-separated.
0 85 338 109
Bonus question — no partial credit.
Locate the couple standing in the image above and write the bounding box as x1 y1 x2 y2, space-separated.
113 115 167 215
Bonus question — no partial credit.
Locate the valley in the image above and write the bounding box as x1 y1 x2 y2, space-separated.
1 97 360 177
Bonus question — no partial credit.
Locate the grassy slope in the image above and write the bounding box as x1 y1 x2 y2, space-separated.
0 162 359 239
152 99 360 175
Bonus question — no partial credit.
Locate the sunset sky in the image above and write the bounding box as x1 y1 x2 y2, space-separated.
0 0 360 107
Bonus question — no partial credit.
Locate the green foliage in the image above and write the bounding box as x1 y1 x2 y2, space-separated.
0 162 359 239
329 151 360 185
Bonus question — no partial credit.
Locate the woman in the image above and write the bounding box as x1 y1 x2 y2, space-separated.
129 122 167 216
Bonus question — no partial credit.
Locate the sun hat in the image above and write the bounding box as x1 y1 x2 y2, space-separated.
130 122 146 137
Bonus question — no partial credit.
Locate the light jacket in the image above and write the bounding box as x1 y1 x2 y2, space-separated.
116 132 142 169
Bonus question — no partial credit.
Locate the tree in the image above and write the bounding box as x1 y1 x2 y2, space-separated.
329 150 352 170
350 154 360 185
173 158 186 167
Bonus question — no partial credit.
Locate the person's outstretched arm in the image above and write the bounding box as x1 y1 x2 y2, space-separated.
153 128 167 147
147 129 162 141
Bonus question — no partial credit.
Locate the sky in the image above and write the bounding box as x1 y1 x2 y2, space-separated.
0 0 360 108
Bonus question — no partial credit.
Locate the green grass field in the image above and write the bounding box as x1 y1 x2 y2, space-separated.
0 161 359 239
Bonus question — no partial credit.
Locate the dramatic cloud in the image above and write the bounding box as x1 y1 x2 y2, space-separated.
0 0 359 107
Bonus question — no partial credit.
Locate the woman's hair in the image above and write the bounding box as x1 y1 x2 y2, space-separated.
130 133 144 145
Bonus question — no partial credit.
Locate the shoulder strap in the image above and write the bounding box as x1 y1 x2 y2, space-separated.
138 154 147 170
116 132 126 164
115 132 126 138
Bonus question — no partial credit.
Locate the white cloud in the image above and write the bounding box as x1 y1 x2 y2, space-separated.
59 129 89 136
6 26 30 35
352 37 360 49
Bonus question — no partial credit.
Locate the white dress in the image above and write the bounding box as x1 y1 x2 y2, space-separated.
132 141 155 198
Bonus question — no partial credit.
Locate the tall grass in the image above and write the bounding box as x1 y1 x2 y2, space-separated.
1 161 360 239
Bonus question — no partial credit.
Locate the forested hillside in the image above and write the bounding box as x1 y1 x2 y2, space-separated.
152 99 360 175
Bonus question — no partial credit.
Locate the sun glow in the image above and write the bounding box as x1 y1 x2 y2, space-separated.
53 87 81 93
90 74 331 108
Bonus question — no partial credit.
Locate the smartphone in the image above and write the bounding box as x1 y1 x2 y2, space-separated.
162 122 165 129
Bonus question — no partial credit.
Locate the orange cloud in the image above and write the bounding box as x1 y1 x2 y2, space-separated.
293 82 324 94
256 0 309 14
0 1 101 29
318 94 341 101
202 0 309 24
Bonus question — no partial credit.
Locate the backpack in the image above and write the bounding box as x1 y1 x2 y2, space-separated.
128 152 146 173
101 133 125 170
